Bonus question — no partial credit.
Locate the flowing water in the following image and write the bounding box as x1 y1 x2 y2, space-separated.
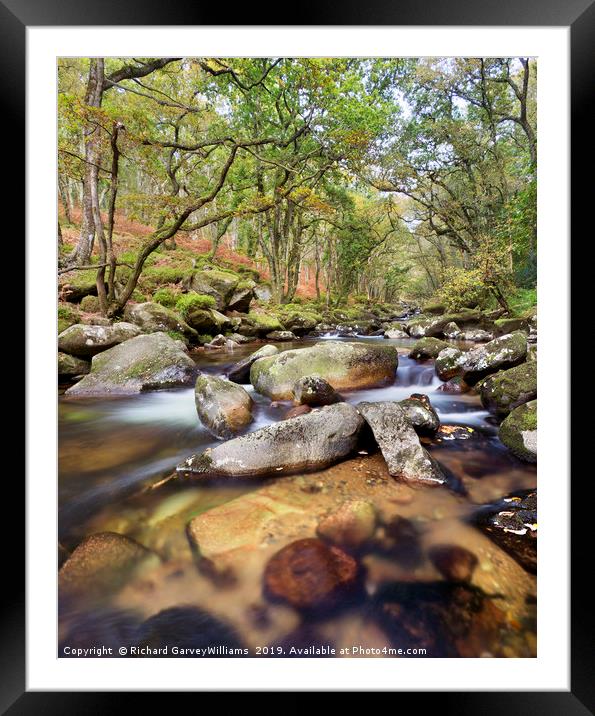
58 336 537 657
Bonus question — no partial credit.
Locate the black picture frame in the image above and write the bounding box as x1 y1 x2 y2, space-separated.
9 0 593 710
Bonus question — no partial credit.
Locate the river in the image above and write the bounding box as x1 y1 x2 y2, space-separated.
58 335 537 657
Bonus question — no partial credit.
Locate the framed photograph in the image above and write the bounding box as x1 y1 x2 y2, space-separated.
9 0 591 708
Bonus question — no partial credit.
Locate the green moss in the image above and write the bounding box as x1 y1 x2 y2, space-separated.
247 311 284 331
80 295 100 312
176 293 217 317
166 330 186 343
153 287 178 308
197 334 213 345
507 287 537 317
57 303 80 333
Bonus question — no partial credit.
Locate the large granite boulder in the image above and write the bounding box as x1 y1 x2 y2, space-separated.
250 341 398 400
177 402 364 479
58 322 142 358
58 352 90 377
409 337 449 360
435 347 467 381
65 333 196 396
185 268 240 310
399 394 440 435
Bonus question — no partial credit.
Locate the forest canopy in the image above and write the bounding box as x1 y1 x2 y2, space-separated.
58 57 537 316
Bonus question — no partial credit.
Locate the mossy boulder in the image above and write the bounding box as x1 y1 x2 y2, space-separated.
498 400 537 462
65 333 196 396
58 322 141 358
59 269 102 303
58 352 90 377
177 402 364 479
494 318 529 336
250 341 398 400
194 374 253 439
435 347 467 380
80 294 100 313
409 337 449 360
406 310 482 338
246 311 285 336
58 303 80 334
175 292 217 316
443 321 461 339
461 332 528 384
186 268 240 309
480 362 537 416
422 302 446 315
266 330 297 341
125 302 198 343
276 306 324 336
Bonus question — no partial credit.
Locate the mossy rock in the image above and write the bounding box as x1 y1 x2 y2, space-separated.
80 295 100 313
409 337 449 360
175 292 217 317
494 318 529 336
65 333 196 396
461 332 528 384
498 400 537 462
58 352 90 377
250 341 398 400
435 347 467 381
125 302 198 343
59 269 101 303
58 303 80 334
422 302 446 315
480 362 537 416
246 311 284 335
186 268 240 310
153 287 179 309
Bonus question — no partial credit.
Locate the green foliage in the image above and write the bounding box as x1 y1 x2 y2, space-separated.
437 267 488 311
175 292 216 317
507 287 537 316
152 287 178 308
58 303 80 333
166 330 187 343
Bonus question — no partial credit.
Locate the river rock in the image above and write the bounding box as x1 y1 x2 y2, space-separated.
316 500 377 548
59 532 159 600
58 351 90 377
250 341 398 400
409 337 449 360
293 376 342 407
443 321 461 339
435 347 467 381
263 538 360 610
58 322 142 358
406 310 482 338
204 334 239 350
65 333 196 396
493 317 529 336
428 544 478 583
266 330 297 341
125 302 197 343
399 393 440 435
227 280 256 313
194 374 253 439
283 404 312 420
227 344 279 384
384 328 409 339
177 402 364 478
356 401 447 486
498 400 537 462
459 328 493 342
480 361 537 416
461 332 527 384
435 376 470 394
474 490 537 573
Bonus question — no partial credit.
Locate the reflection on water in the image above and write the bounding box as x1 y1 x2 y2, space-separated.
58 337 536 657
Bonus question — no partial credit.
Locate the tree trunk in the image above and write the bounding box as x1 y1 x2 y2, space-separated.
68 58 105 266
